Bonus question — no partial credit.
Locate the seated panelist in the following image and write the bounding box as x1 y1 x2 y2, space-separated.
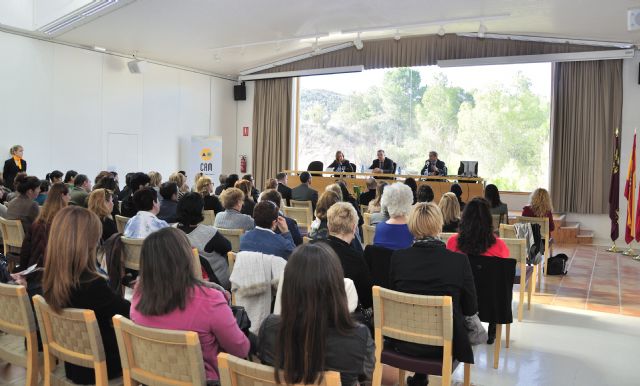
368 149 395 174
420 150 447 176
328 150 354 172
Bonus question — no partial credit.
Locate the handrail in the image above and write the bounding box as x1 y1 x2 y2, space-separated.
283 170 484 182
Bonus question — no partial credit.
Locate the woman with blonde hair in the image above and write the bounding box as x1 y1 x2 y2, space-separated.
42 206 130 384
148 171 162 188
3 144 27 190
19 182 70 293
88 188 118 242
214 187 254 231
234 179 255 216
325 183 343 201
522 187 555 232
169 172 189 198
196 175 224 213
367 181 387 213
439 192 461 232
264 178 278 190
309 190 340 240
192 172 204 191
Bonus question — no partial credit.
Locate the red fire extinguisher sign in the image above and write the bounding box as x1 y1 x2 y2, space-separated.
242 126 249 136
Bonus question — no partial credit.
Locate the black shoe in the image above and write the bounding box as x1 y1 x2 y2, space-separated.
406 375 428 386
487 323 496 344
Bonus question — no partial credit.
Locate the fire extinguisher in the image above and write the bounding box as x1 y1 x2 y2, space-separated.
240 155 247 173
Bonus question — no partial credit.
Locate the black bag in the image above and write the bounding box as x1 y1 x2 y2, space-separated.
231 305 251 333
547 253 568 275
0 253 11 283
528 223 544 265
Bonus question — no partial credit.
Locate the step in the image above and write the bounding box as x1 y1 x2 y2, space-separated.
560 222 579 230
576 230 594 245
553 213 566 227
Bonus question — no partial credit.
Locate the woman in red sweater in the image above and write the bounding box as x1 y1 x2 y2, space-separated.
522 188 555 232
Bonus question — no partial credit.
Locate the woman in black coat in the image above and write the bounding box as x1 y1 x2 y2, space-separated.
3 145 27 190
388 202 477 386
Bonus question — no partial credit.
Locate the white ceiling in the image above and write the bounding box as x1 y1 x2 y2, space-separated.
32 0 640 76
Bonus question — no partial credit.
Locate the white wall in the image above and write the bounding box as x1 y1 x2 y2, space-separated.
0 30 239 187
235 81 254 175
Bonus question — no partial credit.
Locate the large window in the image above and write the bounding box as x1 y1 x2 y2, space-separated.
296 63 551 192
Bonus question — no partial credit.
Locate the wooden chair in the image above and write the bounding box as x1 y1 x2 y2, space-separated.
218 228 244 252
360 204 369 214
0 216 25 271
283 206 313 233
439 232 456 243
363 224 376 246
218 352 340 386
115 215 130 234
303 236 311 244
32 295 122 386
200 210 216 226
516 216 550 276
363 212 372 226
502 238 532 321
491 213 507 232
227 251 237 305
0 283 40 386
113 315 206 386
121 236 144 271
371 287 470 386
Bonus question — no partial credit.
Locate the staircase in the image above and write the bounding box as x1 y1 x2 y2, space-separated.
507 212 594 244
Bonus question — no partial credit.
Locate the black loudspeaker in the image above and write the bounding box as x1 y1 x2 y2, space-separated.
234 82 246 101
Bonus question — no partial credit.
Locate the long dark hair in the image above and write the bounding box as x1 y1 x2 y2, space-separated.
276 243 355 384
457 197 496 255
336 180 354 201
134 227 201 316
484 184 502 208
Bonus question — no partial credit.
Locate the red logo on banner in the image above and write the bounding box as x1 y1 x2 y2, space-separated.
242 126 249 136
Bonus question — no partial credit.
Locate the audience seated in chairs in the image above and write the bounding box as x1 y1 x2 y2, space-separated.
485 184 508 218
257 243 375 386
19 182 69 296
42 206 130 384
404 177 418 205
522 187 555 232
259 189 303 246
123 187 169 238
336 180 364 228
176 192 233 288
446 197 510 344
157 182 179 223
388 202 478 386
320 202 373 310
242 174 260 202
373 183 414 250
308 190 340 240
120 172 151 217
367 181 387 214
416 184 434 203
63 169 77 188
235 179 256 216
276 172 292 206
450 183 466 211
196 176 224 214
147 171 162 200
439 192 461 232
169 171 189 200
130 227 250 383
5 174 40 233
35 179 49 205
87 188 117 243
264 178 278 190
214 187 255 231
291 171 319 212
239 201 295 260
69 174 91 207
214 174 227 196
358 177 378 207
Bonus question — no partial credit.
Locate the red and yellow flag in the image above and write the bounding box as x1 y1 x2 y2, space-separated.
625 132 636 244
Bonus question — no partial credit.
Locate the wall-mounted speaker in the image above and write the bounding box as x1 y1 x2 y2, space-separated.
234 82 246 101
127 60 146 74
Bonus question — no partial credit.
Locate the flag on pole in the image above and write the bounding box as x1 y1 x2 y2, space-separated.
609 128 621 241
624 131 636 244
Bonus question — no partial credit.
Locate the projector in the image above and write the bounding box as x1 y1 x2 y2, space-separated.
628 8 640 31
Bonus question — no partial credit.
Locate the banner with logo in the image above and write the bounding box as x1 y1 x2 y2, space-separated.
190 136 222 185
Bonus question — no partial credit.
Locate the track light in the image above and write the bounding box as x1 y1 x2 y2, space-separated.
437 26 446 37
478 23 487 38
354 32 364 50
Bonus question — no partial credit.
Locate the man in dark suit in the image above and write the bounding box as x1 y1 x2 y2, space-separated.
420 150 447 176
368 149 395 174
214 174 227 196
276 172 292 206
358 177 377 207
291 171 318 212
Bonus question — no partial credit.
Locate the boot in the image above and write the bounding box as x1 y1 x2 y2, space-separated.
487 323 496 344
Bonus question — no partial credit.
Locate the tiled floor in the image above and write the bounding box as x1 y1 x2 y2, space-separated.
533 244 640 317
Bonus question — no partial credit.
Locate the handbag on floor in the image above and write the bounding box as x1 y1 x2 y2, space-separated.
546 253 568 275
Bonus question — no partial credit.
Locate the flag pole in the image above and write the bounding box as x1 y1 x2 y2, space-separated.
622 129 638 257
607 127 621 252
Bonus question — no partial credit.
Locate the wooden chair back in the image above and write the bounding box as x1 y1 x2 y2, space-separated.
200 210 216 226
502 238 532 322
363 212 372 226
218 228 244 252
0 283 39 386
363 224 376 246
499 224 516 239
439 232 456 243
371 287 455 386
302 236 311 244
491 214 507 232
121 236 144 271
360 204 369 214
218 352 340 386
113 315 206 386
32 294 114 386
0 216 25 253
282 206 313 230
115 215 130 234
516 216 550 275
227 251 236 276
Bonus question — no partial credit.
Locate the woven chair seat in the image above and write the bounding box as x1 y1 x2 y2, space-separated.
381 343 460 376
0 333 28 367
51 366 124 386
514 265 534 284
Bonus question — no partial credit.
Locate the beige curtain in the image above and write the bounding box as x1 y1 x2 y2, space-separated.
550 60 622 214
252 78 292 190
260 34 614 73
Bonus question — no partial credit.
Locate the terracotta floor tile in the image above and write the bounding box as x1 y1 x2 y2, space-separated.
587 303 621 313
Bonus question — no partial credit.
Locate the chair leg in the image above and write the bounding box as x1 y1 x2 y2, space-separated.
519 274 525 322
527 270 534 310
493 324 502 369
398 369 406 386
506 324 511 348
543 239 549 276
372 362 383 386
463 363 471 386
